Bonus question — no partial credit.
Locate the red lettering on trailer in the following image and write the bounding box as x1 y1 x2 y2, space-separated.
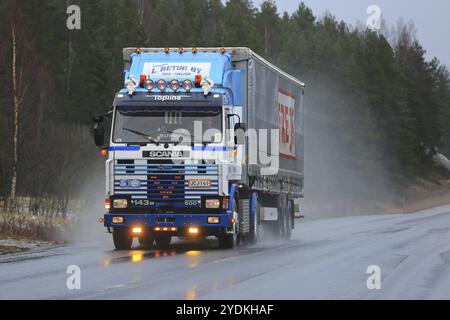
278 89 296 160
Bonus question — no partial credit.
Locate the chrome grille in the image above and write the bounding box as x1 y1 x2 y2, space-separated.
113 160 219 202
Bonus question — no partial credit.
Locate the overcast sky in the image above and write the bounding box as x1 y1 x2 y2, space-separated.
250 0 450 67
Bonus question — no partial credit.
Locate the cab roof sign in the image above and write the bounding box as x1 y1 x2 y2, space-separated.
142 62 212 79
126 52 231 85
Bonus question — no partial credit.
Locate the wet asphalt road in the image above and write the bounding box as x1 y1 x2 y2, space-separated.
1 205 450 299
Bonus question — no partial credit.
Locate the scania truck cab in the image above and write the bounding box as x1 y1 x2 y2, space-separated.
93 47 305 250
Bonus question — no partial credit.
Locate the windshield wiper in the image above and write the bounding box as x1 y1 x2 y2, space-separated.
122 127 159 145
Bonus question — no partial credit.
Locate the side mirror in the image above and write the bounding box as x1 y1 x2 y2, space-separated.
93 116 105 147
234 123 246 145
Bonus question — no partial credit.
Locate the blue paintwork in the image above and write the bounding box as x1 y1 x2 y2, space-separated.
104 213 232 228
108 146 141 151
223 70 242 106
228 183 238 212
250 192 257 229
191 145 229 151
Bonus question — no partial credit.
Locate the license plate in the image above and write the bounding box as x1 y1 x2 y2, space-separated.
188 179 211 188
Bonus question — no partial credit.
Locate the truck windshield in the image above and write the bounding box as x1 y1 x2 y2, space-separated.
112 106 223 144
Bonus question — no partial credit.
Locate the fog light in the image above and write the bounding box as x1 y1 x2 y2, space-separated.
112 216 124 224
169 79 180 92
207 216 220 224
182 79 193 92
144 79 154 91
113 199 128 208
156 79 167 91
132 227 142 234
205 199 220 209
188 227 199 234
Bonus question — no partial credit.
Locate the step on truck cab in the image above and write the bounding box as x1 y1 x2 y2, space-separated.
93 47 305 250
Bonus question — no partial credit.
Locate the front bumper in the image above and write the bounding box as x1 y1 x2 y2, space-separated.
104 213 232 229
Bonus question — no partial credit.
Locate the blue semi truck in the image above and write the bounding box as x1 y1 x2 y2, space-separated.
93 47 305 250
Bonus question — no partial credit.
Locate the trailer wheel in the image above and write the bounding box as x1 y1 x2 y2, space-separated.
283 201 293 240
248 193 261 245
113 229 133 250
218 197 239 249
155 235 171 249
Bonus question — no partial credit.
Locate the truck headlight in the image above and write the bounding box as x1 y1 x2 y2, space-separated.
205 199 220 209
207 216 220 224
113 199 128 208
112 216 124 224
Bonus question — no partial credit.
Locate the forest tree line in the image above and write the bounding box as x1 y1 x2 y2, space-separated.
0 0 449 215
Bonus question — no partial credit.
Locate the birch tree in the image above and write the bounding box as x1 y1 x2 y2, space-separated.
8 3 26 207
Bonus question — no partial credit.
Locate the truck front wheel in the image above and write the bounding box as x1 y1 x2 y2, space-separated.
138 234 155 248
218 198 239 249
113 229 133 250
218 232 237 249
155 235 171 249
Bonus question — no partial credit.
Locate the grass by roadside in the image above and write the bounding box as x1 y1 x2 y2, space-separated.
0 233 60 255
0 212 71 240
379 179 450 214
0 213 70 255
0 244 27 255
